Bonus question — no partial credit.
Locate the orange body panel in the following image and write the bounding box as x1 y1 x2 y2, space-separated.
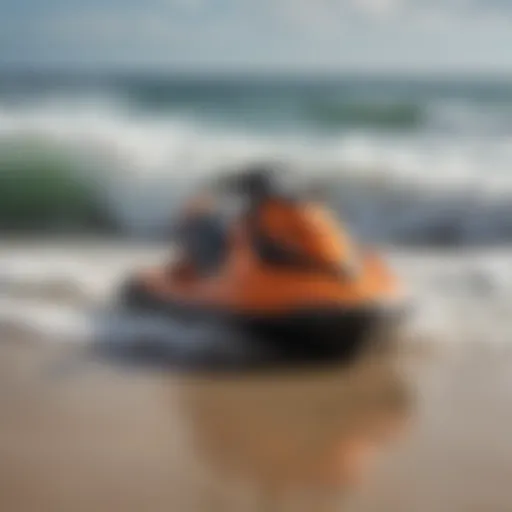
141 202 401 315
258 201 357 267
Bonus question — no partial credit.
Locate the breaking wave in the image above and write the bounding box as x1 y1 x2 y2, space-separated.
2 97 512 245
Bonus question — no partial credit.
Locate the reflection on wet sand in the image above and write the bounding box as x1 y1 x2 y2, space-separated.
0 343 413 512
181 357 414 509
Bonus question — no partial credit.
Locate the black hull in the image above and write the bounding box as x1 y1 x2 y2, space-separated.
119 278 402 363
235 309 386 361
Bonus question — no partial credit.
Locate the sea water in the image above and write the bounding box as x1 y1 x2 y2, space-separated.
1 73 512 349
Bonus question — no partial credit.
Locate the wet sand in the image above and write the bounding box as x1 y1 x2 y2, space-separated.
1 340 512 512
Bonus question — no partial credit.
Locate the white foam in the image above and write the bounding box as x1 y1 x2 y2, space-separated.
0 297 91 342
0 242 167 301
0 243 511 350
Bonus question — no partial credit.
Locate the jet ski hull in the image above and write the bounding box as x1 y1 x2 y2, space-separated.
120 278 403 361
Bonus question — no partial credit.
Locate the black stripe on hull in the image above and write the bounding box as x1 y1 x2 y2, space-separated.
119 277 403 363
234 308 385 361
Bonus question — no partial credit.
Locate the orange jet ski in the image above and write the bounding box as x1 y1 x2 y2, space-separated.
121 167 406 359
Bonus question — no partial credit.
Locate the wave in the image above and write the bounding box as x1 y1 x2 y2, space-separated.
7 75 512 134
0 141 113 232
2 98 512 245
303 101 424 130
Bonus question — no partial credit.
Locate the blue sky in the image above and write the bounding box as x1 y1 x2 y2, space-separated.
1 0 512 72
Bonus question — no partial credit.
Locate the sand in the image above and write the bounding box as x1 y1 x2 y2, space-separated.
0 340 512 512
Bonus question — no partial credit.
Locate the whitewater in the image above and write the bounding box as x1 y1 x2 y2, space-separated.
2 90 512 243
0 240 511 355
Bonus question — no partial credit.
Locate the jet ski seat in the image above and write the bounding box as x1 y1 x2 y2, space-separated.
178 213 229 276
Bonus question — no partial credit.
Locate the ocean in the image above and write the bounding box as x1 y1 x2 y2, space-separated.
1 72 512 349
2 72 512 244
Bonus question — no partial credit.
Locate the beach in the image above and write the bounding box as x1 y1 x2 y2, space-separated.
2 74 512 511
1 241 512 511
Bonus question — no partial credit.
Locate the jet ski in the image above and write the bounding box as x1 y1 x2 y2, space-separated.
120 166 406 360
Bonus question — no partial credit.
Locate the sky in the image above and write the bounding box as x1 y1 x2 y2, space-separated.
1 0 512 73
